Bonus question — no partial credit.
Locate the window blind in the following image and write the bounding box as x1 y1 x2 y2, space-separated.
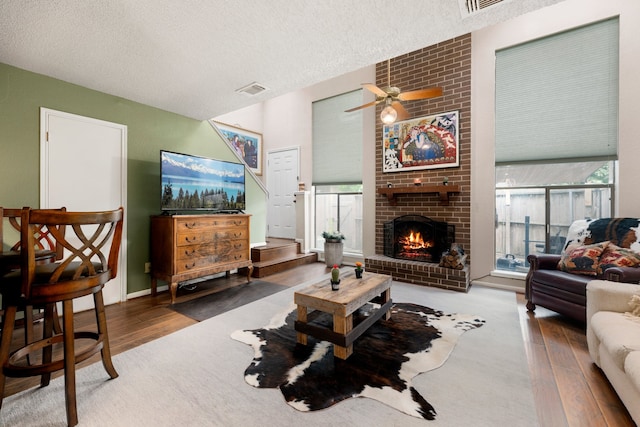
312 90 363 185
495 18 619 164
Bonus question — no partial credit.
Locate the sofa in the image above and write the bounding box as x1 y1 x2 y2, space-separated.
587 280 640 425
526 218 640 323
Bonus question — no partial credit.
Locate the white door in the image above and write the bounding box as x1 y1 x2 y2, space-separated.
266 147 299 239
40 108 127 311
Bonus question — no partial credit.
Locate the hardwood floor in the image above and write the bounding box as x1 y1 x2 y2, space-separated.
517 294 635 426
2 262 635 426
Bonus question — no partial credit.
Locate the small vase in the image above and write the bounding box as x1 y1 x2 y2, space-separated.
355 269 363 279
330 280 340 291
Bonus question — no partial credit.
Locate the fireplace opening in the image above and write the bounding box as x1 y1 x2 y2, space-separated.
384 215 454 263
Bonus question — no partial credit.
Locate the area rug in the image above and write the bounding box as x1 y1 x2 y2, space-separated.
170 280 288 321
231 302 485 420
0 280 538 427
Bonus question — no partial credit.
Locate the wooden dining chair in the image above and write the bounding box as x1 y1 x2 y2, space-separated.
0 207 66 342
0 207 124 427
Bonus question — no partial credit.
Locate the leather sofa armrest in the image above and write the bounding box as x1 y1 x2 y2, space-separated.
525 254 562 300
603 266 640 283
527 254 561 271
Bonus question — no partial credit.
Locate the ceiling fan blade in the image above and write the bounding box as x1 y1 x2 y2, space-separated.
398 87 443 101
392 101 410 121
344 99 381 113
362 83 388 98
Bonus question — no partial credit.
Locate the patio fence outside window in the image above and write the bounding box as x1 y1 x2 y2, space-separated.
495 181 613 274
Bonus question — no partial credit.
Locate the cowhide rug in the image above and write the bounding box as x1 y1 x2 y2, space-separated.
231 302 485 420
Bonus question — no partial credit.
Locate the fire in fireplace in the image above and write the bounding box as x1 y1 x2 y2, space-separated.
384 215 454 263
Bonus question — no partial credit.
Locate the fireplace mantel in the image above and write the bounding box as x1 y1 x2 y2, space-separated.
377 184 460 206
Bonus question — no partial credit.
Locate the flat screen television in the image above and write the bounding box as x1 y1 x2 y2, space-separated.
160 150 245 212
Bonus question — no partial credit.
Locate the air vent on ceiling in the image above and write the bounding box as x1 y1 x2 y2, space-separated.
235 82 268 96
460 0 505 15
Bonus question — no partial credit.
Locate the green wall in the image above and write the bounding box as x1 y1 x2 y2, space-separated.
0 63 267 295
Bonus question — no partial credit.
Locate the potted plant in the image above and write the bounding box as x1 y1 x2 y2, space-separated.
354 262 364 279
322 231 345 243
330 264 340 290
322 231 345 267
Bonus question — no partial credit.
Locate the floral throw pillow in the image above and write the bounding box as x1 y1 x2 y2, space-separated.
557 241 610 276
597 243 640 275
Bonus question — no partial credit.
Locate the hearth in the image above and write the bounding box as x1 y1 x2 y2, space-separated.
384 215 454 263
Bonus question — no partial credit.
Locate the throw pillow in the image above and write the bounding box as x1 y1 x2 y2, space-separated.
597 243 640 275
557 241 610 276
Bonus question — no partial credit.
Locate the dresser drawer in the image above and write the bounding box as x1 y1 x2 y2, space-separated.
176 216 248 232
175 251 249 273
176 241 249 261
176 228 248 246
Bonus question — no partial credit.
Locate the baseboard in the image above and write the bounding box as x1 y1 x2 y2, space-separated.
472 274 525 293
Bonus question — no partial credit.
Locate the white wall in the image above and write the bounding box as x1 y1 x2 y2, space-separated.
215 103 264 141
215 66 377 256
471 0 640 281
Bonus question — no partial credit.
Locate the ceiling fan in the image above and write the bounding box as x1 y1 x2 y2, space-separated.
345 59 443 124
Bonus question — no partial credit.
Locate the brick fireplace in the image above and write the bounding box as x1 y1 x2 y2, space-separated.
365 34 471 292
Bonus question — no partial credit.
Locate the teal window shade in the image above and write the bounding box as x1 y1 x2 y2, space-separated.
495 18 619 164
312 90 363 185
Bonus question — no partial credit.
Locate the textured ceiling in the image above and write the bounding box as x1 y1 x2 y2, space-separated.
0 0 566 120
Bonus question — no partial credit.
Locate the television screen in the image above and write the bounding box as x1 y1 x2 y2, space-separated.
160 150 245 212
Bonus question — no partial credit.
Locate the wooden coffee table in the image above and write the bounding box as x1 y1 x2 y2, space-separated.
294 272 392 359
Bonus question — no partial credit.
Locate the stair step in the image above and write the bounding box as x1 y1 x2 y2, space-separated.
252 252 318 278
251 241 299 262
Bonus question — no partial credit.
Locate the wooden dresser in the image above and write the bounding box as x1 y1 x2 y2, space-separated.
150 214 253 304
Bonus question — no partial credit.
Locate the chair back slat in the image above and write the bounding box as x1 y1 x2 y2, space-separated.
2 207 66 257
19 207 124 300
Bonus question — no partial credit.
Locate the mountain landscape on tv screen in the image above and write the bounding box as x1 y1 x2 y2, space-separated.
161 152 244 183
161 151 245 211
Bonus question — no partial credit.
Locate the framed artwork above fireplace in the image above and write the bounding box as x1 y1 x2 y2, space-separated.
382 110 459 173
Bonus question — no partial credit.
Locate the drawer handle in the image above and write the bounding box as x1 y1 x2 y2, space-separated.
234 243 242 249
184 262 196 270
234 254 243 260
184 249 196 257
233 232 243 238
184 222 197 229
185 236 197 243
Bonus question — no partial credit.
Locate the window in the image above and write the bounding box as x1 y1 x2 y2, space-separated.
494 18 619 273
314 184 363 253
312 91 364 253
495 161 614 273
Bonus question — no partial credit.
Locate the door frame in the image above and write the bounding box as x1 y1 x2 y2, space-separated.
39 108 128 303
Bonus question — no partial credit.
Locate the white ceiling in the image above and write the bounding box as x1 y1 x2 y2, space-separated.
0 0 566 120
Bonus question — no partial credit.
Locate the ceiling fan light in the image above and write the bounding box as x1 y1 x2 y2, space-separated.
380 105 397 124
